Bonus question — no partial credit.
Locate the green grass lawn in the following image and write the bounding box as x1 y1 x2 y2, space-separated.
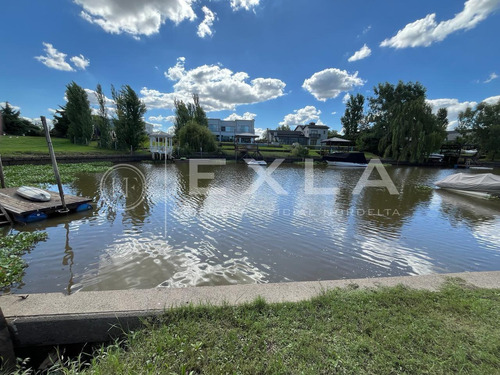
22 280 500 374
0 136 147 156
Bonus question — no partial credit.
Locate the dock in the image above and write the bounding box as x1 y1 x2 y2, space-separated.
0 188 92 224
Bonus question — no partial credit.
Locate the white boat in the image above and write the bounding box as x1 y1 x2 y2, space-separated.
435 173 500 198
324 152 368 167
16 186 52 202
244 159 267 165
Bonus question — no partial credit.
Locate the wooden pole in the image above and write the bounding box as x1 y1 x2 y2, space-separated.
0 155 5 189
41 116 68 212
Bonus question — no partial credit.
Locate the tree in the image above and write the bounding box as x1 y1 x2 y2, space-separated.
95 84 112 149
112 85 147 152
178 120 217 153
51 105 70 138
366 81 446 163
276 124 291 131
0 102 41 136
327 129 339 138
65 81 93 144
174 93 208 136
458 99 500 160
341 93 364 140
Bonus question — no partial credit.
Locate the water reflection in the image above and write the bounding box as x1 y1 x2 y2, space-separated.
9 164 500 294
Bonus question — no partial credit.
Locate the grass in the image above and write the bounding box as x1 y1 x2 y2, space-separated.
0 136 148 156
2 162 113 188
0 232 48 289
16 281 500 374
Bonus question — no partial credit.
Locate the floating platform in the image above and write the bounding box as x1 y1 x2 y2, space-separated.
0 188 92 224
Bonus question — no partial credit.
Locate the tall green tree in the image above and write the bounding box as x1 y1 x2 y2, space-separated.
458 99 500 160
174 93 208 136
0 102 41 136
178 120 217 152
276 124 291 131
367 81 446 162
65 81 93 144
341 93 364 140
112 85 147 152
95 84 112 149
51 105 70 138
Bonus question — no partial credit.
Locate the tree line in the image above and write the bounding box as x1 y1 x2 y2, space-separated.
340 81 500 162
1 82 147 153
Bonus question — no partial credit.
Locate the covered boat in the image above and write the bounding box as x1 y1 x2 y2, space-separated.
16 186 52 202
323 152 368 167
244 158 267 165
435 173 500 198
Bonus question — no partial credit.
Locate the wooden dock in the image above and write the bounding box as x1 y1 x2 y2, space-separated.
0 188 92 223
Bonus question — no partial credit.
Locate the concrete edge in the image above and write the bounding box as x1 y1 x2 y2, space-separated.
1 271 499 347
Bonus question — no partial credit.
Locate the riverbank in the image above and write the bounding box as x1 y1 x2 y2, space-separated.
4 273 500 374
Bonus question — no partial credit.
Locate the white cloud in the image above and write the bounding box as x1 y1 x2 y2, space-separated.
279 105 323 126
230 0 260 11
427 98 477 129
380 0 500 48
197 6 216 38
348 44 372 62
224 112 257 121
75 0 197 37
484 72 499 83
254 127 265 138
483 95 500 104
142 57 286 111
70 54 90 70
35 43 74 71
342 93 351 104
302 68 365 101
148 114 176 123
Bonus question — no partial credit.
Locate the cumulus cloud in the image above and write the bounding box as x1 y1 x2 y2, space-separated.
427 98 477 129
35 43 75 71
230 0 260 11
70 54 90 70
279 106 323 126
348 44 372 62
224 112 257 121
75 0 197 37
484 72 498 83
302 68 365 101
197 6 216 38
82 88 116 116
142 57 286 111
483 95 500 104
35 43 90 72
148 114 176 123
0 102 21 111
380 0 500 48
342 93 351 104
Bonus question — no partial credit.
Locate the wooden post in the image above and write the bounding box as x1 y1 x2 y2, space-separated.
0 155 5 189
41 116 68 212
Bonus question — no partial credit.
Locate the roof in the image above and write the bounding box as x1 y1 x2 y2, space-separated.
270 130 307 137
149 131 174 138
321 137 352 143
236 133 259 137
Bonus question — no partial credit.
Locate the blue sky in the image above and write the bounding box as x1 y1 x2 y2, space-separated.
1 0 499 135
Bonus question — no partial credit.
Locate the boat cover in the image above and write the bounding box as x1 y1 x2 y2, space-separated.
435 173 500 194
323 152 367 164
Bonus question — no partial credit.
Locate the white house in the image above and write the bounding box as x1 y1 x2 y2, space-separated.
208 118 255 142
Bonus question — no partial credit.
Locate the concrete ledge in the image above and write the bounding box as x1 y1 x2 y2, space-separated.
1 271 499 347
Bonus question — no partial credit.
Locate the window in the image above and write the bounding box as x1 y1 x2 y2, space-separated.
221 126 226 131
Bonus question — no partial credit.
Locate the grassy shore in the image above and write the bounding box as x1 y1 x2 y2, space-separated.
20 281 500 374
0 136 148 157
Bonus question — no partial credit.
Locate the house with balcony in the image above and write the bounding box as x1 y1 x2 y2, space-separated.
294 123 329 146
208 118 256 143
267 122 329 146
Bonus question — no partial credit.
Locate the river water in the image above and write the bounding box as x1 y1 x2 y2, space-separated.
5 162 500 294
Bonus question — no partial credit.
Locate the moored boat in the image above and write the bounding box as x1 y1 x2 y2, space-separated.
244 158 267 165
435 173 500 198
16 186 52 202
323 152 368 167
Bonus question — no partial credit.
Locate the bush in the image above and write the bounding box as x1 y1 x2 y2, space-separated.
291 143 309 158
